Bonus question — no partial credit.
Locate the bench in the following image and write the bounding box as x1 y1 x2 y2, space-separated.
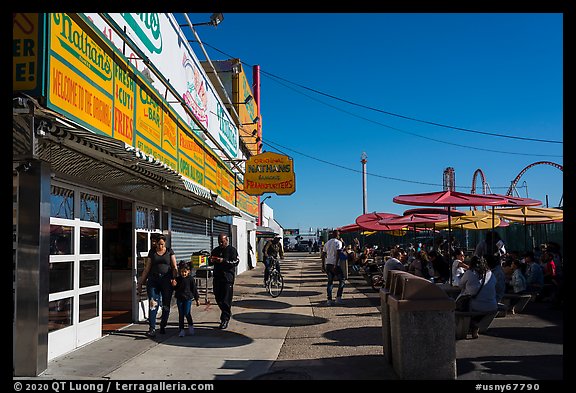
455 310 498 340
495 302 509 318
501 293 534 314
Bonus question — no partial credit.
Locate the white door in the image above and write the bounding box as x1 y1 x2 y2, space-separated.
48 183 102 360
133 204 162 322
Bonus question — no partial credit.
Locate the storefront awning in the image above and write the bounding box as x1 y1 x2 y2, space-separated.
256 226 279 237
13 101 241 217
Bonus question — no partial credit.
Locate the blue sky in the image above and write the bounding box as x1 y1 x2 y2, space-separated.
185 13 563 232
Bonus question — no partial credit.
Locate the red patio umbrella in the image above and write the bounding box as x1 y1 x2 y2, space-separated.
355 212 403 231
393 190 509 271
484 194 542 207
356 212 400 226
337 223 363 233
354 212 406 249
379 212 454 251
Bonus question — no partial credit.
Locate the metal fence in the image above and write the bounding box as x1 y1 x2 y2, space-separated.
340 222 563 256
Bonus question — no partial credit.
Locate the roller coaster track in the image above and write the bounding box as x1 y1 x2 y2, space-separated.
471 168 488 194
505 161 563 196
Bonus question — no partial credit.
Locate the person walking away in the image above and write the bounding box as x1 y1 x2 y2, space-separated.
210 233 239 329
323 230 345 305
173 262 200 336
458 256 497 339
137 234 178 338
262 235 285 286
247 241 254 270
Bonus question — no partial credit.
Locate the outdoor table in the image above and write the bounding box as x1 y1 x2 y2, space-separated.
436 282 461 299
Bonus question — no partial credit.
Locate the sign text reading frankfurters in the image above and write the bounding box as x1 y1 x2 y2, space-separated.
244 152 295 195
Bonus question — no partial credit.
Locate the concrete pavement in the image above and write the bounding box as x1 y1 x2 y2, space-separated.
14 252 563 381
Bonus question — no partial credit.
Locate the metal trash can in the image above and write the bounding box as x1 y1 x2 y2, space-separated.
380 270 411 364
386 272 456 380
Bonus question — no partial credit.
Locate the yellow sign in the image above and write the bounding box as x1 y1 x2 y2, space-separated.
13 13 40 92
237 191 258 217
136 136 177 171
178 130 204 185
244 152 295 195
204 153 218 192
49 56 113 136
113 60 135 144
162 109 178 158
136 85 162 146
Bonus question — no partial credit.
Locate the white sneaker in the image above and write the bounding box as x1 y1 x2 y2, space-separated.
188 326 195 336
178 329 186 337
335 297 344 304
326 299 334 306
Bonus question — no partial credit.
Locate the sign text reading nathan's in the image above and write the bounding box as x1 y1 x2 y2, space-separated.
244 152 295 195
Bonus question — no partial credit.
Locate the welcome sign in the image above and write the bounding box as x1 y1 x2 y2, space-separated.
244 152 295 196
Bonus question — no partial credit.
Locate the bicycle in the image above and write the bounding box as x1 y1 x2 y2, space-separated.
265 256 284 297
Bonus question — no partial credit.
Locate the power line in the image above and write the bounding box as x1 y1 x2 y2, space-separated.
262 139 517 191
198 41 563 145
264 75 561 158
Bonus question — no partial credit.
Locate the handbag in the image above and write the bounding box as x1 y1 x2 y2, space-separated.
455 294 472 311
455 272 486 311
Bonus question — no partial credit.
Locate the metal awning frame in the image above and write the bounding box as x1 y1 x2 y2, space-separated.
13 100 241 217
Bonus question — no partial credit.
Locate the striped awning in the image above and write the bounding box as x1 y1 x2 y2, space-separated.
13 103 241 217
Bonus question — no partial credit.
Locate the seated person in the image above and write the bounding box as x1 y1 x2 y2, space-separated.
524 251 544 294
458 255 498 339
451 248 469 286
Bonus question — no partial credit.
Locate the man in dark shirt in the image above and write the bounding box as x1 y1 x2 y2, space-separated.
210 233 239 329
262 235 284 286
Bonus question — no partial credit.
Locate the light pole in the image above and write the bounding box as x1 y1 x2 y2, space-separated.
259 195 272 226
361 152 368 214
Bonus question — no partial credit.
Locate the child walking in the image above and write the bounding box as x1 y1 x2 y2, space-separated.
173 262 200 337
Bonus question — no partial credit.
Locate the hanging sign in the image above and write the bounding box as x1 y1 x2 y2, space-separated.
244 152 295 195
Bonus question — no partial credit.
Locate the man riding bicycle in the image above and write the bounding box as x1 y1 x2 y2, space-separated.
262 235 284 286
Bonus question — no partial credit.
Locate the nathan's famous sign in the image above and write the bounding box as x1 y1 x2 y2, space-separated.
244 152 295 195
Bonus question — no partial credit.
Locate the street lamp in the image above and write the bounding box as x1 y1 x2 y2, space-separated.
260 195 272 226
232 95 254 106
192 13 224 27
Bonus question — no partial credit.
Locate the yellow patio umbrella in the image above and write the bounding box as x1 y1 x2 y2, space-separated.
436 215 501 230
493 207 563 250
493 206 563 220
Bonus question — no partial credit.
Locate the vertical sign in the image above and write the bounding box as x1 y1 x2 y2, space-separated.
112 60 135 145
13 13 41 93
178 130 205 186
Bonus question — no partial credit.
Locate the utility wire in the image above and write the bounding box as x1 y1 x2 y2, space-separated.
264 75 561 158
262 139 519 191
189 40 556 189
199 41 563 145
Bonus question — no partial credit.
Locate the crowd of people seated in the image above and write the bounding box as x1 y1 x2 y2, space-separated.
340 232 562 339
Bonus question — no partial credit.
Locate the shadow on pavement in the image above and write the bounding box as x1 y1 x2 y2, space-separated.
318 326 383 347
457 354 563 380
233 299 292 310
485 325 563 345
159 327 254 348
215 354 397 380
233 311 328 327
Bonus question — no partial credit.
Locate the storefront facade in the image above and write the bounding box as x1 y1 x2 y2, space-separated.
13 13 259 376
